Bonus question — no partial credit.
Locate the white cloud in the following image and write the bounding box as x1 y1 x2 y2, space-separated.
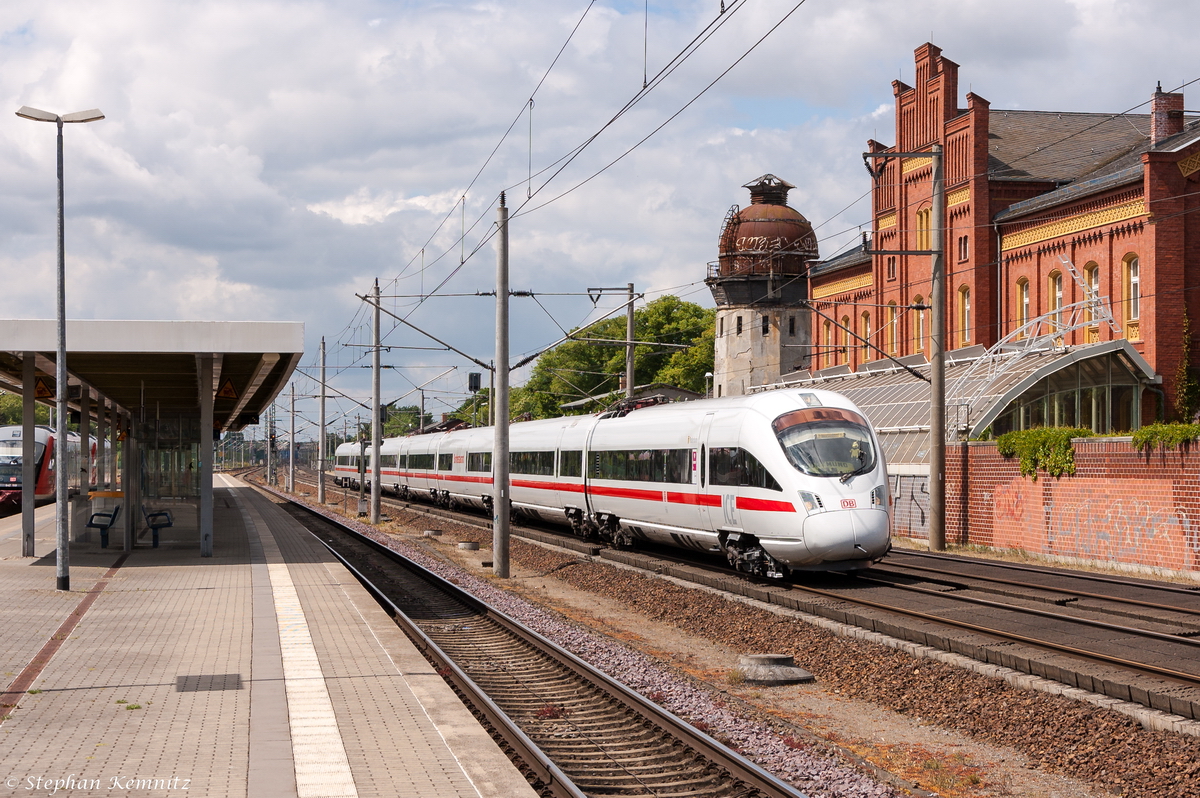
307 187 460 225
1 0 1194 421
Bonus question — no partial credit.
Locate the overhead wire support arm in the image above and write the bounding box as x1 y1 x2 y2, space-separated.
357 292 494 372
510 293 642 370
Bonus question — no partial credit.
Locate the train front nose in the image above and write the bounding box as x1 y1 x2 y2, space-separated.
802 509 891 562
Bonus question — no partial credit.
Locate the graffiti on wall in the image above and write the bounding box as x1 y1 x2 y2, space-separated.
993 477 1200 571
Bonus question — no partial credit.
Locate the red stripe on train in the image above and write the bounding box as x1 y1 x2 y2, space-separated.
736 496 796 513
587 485 665 502
665 492 722 507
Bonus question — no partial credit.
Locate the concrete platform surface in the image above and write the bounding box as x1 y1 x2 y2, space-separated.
0 477 537 798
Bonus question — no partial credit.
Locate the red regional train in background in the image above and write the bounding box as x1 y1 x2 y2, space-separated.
333 389 892 578
0 425 99 513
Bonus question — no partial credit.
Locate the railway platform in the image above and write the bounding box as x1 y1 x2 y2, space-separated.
0 476 538 798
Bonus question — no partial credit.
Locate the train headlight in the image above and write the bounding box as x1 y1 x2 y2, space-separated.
798 491 825 514
871 485 887 506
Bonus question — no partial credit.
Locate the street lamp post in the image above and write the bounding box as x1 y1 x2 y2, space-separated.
17 105 104 592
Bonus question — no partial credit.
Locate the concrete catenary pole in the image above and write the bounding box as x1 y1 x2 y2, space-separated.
928 145 947 551
318 337 326 504
371 279 382 524
625 282 635 398
493 193 511 578
266 404 274 487
288 382 296 493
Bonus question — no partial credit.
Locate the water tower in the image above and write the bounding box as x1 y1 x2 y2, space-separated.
706 174 817 396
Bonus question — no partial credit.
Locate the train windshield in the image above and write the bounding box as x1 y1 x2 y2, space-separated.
772 407 876 479
0 440 45 479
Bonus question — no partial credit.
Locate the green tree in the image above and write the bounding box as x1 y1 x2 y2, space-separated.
0 392 50 426
383 404 432 436
511 296 715 420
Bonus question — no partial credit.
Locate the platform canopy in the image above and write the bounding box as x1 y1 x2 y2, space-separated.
0 319 303 431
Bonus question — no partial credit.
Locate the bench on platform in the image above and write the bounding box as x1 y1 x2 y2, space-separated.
142 506 174 548
87 506 121 549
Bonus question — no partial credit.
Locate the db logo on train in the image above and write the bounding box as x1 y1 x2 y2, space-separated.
840 498 857 509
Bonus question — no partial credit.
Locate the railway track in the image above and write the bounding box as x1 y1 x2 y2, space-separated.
273 468 1200 723
262 479 809 798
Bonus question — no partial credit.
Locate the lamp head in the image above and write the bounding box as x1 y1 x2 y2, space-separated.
16 106 104 124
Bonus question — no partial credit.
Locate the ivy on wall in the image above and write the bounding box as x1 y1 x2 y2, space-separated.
995 427 1095 481
1131 422 1200 453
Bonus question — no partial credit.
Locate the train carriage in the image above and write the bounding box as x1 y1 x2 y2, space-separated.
339 389 890 576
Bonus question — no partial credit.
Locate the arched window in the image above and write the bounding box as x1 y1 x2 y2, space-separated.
959 286 971 345
840 316 850 364
1083 263 1100 323
1125 255 1140 320
913 295 925 353
1016 279 1030 329
860 312 871 359
915 207 932 250
822 320 833 367
1048 271 1063 331
887 302 898 354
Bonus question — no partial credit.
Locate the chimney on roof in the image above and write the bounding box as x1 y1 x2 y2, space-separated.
1151 82 1185 146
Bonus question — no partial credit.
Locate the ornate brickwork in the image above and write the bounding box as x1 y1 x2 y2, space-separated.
1001 199 1147 250
901 156 932 174
947 187 970 206
812 272 873 299
877 212 897 229
1179 151 1200 178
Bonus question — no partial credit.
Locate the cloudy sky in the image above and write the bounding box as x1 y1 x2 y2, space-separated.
2 0 1195 433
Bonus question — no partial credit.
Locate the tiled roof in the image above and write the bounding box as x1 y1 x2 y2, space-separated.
992 117 1200 222
809 241 869 279
987 110 1151 183
993 166 1142 222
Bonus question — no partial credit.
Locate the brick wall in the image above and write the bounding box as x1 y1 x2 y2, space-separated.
898 439 1200 574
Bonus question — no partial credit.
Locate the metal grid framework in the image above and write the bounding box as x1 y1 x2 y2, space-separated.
944 255 1121 438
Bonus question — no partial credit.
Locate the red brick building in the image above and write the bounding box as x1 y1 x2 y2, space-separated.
811 43 1200 421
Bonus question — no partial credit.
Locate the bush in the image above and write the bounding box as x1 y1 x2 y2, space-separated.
1131 422 1200 453
995 427 1094 481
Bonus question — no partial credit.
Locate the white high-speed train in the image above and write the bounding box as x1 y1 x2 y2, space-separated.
334 389 891 577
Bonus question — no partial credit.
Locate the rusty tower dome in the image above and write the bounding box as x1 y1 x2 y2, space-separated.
707 174 816 398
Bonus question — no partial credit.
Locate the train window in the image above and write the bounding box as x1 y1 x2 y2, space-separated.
335 455 351 467
408 453 435 470
467 452 492 472
592 449 691 484
380 455 398 468
772 408 876 478
438 453 453 471
708 448 782 491
396 454 407 469
559 450 583 478
511 451 554 476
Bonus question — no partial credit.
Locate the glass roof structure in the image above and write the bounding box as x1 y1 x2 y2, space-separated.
754 339 1157 467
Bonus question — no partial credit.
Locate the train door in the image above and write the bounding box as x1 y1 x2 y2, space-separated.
705 411 744 534
696 413 717 533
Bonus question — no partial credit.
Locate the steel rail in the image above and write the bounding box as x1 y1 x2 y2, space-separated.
848 572 1200 648
871 559 1200 617
893 548 1200 596
776 579 1200 687
277 487 809 798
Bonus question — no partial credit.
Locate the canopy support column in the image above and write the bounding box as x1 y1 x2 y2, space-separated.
200 355 214 557
21 353 36 557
